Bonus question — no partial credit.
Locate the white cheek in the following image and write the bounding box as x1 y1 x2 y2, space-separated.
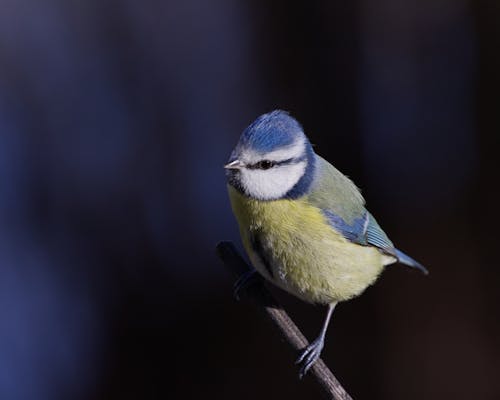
240 161 307 200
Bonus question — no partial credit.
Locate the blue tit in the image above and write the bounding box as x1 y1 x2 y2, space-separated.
225 110 428 378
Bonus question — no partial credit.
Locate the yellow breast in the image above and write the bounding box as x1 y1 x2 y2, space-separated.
228 185 385 304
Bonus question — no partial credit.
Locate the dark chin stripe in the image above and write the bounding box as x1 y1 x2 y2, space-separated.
282 143 315 199
226 170 244 194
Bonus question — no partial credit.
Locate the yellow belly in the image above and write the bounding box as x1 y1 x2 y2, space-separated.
228 186 387 304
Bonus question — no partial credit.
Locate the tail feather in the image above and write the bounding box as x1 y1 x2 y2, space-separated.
394 249 429 275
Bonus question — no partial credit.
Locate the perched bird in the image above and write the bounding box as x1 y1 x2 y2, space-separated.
225 110 428 378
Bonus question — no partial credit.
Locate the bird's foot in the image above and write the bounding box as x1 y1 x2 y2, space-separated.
233 269 260 300
296 336 324 379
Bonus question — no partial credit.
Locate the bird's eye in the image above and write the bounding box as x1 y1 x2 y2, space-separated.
257 160 275 170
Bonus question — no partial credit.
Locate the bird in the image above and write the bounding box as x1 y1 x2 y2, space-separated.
224 110 428 378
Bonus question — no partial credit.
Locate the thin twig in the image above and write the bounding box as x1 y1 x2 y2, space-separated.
216 241 353 400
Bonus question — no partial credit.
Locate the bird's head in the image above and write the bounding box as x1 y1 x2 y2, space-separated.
225 110 315 200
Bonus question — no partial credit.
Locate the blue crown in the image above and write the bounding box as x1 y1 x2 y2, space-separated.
238 110 305 153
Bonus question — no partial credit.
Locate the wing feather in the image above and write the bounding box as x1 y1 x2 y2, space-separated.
308 156 394 253
307 155 427 273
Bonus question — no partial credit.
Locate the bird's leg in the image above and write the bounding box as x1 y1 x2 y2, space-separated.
233 269 260 300
296 302 337 379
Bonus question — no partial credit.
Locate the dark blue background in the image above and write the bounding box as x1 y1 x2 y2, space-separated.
0 1 498 399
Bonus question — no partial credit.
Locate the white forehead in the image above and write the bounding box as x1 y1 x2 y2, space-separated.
240 137 307 165
239 161 307 200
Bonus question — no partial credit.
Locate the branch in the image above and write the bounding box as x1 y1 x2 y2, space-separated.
216 241 353 400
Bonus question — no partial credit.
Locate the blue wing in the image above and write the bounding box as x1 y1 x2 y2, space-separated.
323 210 428 274
306 156 427 273
323 210 393 250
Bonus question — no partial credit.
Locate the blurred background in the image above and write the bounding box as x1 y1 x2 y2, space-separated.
0 0 499 399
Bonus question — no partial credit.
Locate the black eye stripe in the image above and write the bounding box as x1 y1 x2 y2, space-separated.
274 158 294 166
247 156 306 170
247 160 275 170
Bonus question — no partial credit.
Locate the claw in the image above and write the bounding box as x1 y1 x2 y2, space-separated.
296 337 324 379
233 270 259 300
